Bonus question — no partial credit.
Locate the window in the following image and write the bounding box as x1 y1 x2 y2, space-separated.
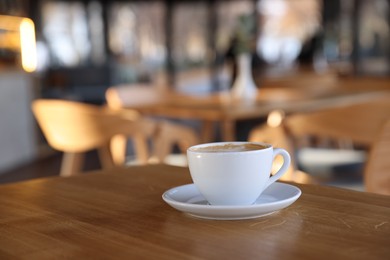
42 1 105 68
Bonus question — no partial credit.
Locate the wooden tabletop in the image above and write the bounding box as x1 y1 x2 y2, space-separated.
129 86 390 141
0 165 389 259
132 87 390 120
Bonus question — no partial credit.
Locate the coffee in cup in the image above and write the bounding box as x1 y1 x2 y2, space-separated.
187 142 291 206
192 142 267 153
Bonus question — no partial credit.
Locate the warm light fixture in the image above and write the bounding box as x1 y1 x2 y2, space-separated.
0 15 37 72
19 18 37 72
267 109 285 127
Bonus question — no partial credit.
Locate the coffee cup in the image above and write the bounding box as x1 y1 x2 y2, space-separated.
187 142 291 206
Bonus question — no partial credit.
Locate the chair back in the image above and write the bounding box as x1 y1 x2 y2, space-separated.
32 99 140 153
284 98 390 146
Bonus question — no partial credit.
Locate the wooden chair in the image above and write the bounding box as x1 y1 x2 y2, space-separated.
365 119 390 195
105 84 199 165
250 97 390 194
32 99 197 177
248 122 317 184
282 98 390 147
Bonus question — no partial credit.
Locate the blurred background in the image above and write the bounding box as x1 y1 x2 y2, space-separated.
0 0 389 186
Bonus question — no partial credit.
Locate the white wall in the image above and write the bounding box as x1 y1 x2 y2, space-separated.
0 70 38 173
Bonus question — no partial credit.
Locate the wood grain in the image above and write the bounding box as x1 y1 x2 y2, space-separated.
0 165 389 259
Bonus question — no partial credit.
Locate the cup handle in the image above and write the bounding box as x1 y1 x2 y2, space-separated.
264 148 291 189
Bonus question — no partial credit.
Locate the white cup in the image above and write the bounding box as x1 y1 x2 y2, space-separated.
187 142 291 206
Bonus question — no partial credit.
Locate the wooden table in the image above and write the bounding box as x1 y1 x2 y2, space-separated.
130 86 390 142
0 165 389 259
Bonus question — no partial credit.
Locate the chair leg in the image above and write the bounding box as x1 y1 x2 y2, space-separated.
221 119 235 141
133 134 150 164
60 152 84 177
154 121 199 162
153 135 171 163
200 120 214 143
110 135 127 165
98 144 115 169
177 128 199 154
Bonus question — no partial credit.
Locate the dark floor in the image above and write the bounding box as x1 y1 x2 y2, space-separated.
0 145 364 192
0 151 102 185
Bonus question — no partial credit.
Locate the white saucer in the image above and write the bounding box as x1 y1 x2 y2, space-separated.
162 182 301 220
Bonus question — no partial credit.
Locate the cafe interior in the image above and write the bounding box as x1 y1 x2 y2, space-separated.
1 0 390 258
0 0 389 191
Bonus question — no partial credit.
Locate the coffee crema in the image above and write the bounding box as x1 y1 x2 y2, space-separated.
193 143 268 153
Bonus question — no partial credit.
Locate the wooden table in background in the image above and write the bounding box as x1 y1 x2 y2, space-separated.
0 165 389 259
129 86 390 142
